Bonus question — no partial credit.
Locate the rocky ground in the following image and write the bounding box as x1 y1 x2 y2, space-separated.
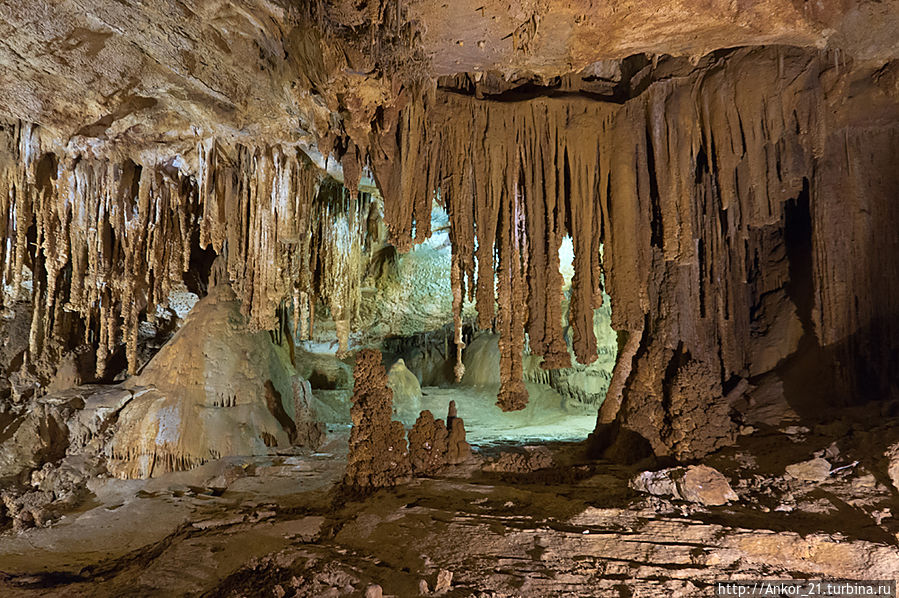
1 399 898 598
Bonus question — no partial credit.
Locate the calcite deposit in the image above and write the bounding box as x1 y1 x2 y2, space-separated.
107 282 318 478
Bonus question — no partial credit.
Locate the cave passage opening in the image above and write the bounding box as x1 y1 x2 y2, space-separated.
294 194 619 449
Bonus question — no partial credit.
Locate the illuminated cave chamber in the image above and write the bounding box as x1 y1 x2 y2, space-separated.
0 1 898 594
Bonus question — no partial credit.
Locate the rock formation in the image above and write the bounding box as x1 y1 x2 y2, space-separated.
106 283 316 479
444 401 471 466
344 349 410 488
407 400 470 475
407 410 449 476
375 47 899 455
386 358 422 421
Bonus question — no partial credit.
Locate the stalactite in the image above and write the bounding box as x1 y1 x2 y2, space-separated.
376 95 618 410
0 126 371 382
314 183 372 355
371 46 863 416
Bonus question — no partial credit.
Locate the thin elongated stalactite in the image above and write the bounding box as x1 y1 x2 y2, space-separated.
0 131 371 378
375 94 614 411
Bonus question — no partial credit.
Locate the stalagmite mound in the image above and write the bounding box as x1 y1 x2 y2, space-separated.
461 333 502 388
344 349 410 488
107 284 318 479
387 358 422 421
407 410 448 476
445 401 471 465
291 378 326 450
407 401 470 475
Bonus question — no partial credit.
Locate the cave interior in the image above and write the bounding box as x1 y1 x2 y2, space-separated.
0 1 898 596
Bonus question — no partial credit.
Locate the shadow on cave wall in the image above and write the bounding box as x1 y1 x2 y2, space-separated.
778 177 899 416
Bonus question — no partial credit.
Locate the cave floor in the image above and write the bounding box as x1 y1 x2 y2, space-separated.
317 384 600 446
1 407 899 597
413 386 598 446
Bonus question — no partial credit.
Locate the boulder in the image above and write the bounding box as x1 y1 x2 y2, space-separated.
631 465 738 506
0 403 69 480
785 457 831 482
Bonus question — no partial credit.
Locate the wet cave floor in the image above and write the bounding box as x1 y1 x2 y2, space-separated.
1 394 898 597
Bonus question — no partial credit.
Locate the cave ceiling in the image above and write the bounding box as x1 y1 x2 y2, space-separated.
1 0 896 157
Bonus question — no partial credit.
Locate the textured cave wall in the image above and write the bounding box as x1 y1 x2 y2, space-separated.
608 51 899 458
373 47 899 457
810 93 899 404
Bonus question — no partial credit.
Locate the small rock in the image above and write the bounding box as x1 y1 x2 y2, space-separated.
435 569 453 592
419 579 430 594
631 469 678 497
631 465 737 506
781 425 810 435
873 508 892 525
677 465 739 506
365 584 383 598
785 457 831 482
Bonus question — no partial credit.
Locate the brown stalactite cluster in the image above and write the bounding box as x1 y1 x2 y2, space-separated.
0 130 375 380
374 91 614 411
373 47 899 434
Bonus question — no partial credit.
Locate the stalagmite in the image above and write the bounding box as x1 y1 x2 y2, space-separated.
107 283 306 479
345 349 411 488
407 410 449 476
